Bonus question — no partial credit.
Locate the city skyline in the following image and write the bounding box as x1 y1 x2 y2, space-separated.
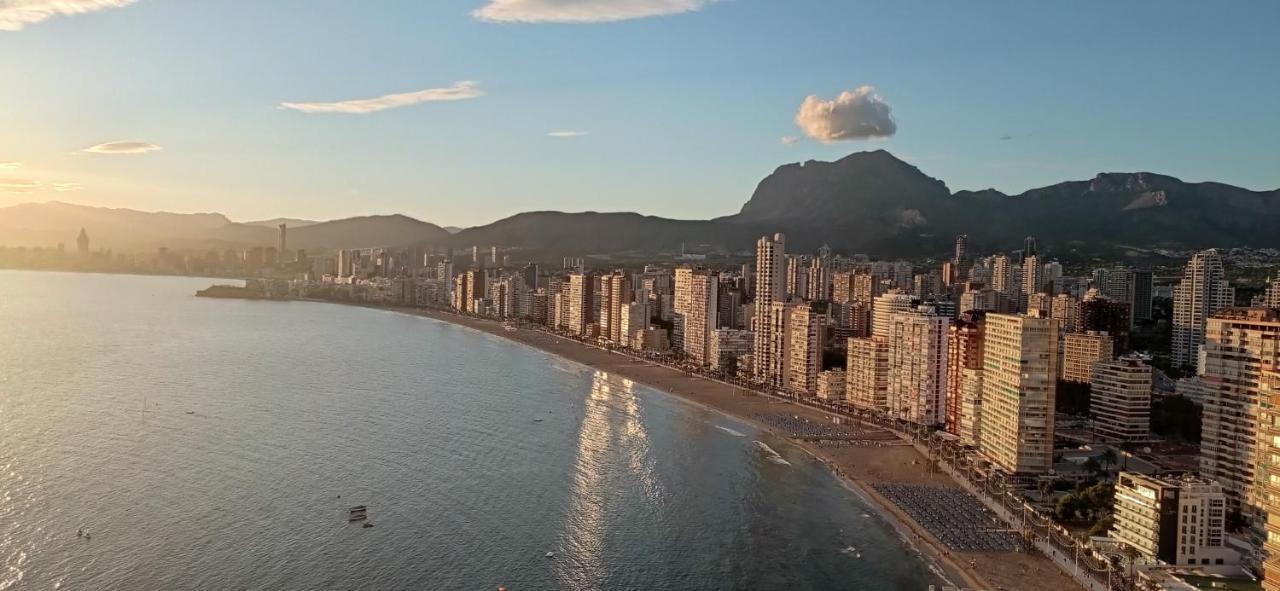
3 1 1279 226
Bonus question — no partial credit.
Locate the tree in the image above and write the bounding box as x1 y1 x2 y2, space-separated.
1088 515 1115 537
1083 458 1101 475
1101 449 1118 474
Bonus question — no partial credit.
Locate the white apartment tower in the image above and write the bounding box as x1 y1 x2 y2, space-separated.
1172 249 1235 368
752 234 786 385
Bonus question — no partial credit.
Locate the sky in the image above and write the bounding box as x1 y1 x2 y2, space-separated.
1 0 1278 228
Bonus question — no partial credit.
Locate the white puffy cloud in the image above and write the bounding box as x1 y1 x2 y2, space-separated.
780 136 800 146
279 81 484 114
794 86 897 143
473 0 714 23
0 0 137 32
547 130 589 138
80 141 163 154
897 209 927 228
0 178 39 192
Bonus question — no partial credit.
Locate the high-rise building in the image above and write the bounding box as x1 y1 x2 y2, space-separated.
599 271 632 345
946 313 985 436
76 227 89 255
619 301 649 346
1173 249 1235 368
1112 473 1232 567
278 224 288 262
566 272 594 336
752 234 786 385
1022 254 1044 298
852 271 882 306
684 270 720 365
786 302 828 394
887 308 950 425
1263 271 1280 309
991 254 1016 299
1091 354 1152 442
1023 236 1037 258
872 290 916 340
959 368 985 448
1080 292 1132 353
980 313 1058 477
1256 371 1280 590
847 337 889 411
1061 331 1115 384
1050 293 1080 334
953 234 968 270
1199 308 1280 509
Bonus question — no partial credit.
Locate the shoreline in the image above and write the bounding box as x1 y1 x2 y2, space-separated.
299 300 1084 590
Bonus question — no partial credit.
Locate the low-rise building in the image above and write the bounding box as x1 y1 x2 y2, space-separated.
1112 472 1234 567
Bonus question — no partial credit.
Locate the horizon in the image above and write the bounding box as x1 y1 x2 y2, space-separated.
8 147 1280 230
2 1 1279 226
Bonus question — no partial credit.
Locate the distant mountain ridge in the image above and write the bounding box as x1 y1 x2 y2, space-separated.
3 151 1276 257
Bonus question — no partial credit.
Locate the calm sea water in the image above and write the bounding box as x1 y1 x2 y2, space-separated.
0 270 940 590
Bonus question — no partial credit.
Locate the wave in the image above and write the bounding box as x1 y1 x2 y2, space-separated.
714 425 746 437
753 441 791 466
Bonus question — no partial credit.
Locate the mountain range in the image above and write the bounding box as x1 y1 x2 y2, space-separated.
2 150 1277 258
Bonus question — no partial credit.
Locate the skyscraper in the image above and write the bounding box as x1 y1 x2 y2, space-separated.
952 232 967 283
752 234 786 385
872 290 916 340
785 301 827 393
278 223 287 262
76 227 89 255
847 337 889 411
1023 236 1037 258
946 312 985 437
980 313 1058 477
1173 249 1235 368
1199 308 1280 509
887 308 950 425
683 270 720 365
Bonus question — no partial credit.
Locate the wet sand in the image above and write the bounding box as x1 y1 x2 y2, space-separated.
387 306 1083 591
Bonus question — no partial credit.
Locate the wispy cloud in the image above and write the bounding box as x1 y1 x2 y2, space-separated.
0 178 84 192
279 81 484 114
794 85 897 143
0 161 20 170
0 179 40 192
474 0 715 23
547 130 589 138
0 0 137 32
80 141 163 154
780 136 800 146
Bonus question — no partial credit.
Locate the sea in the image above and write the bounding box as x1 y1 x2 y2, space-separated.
0 270 942 590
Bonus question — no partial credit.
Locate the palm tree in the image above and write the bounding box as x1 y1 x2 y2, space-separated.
1101 448 1118 474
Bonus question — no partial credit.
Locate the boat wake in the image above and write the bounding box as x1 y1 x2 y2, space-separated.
753 441 791 466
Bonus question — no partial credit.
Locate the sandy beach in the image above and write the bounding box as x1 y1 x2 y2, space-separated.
364 306 1082 591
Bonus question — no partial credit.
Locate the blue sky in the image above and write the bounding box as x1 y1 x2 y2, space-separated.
1 0 1277 227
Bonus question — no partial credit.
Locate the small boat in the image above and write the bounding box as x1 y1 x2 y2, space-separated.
362 522 374 528
533 418 543 423
545 551 555 558
348 505 368 522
